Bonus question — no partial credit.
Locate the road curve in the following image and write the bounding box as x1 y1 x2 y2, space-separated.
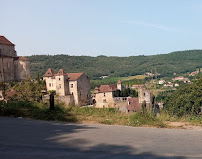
0 117 202 159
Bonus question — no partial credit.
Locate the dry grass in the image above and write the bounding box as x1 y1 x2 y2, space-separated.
125 75 149 81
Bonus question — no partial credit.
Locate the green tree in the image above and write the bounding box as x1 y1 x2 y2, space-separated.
14 79 45 102
164 77 202 116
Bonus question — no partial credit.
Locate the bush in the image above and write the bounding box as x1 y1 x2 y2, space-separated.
0 101 77 122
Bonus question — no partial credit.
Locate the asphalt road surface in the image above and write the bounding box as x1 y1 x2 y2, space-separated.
0 117 202 159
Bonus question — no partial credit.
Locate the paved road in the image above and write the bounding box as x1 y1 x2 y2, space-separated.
0 117 202 159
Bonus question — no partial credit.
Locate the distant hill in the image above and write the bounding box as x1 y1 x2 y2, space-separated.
27 50 202 79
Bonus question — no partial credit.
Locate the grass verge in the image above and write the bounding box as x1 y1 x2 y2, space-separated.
1 101 202 128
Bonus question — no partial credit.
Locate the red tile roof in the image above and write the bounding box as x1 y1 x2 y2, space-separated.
117 80 122 84
55 69 66 76
18 56 30 61
67 73 83 81
0 36 15 46
43 68 84 81
43 68 55 77
99 84 117 93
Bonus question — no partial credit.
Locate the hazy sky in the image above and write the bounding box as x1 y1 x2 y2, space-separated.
1 0 202 57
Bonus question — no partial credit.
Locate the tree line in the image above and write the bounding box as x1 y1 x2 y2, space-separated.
27 50 202 79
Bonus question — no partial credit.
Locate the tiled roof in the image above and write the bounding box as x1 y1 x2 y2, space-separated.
99 84 117 93
117 80 122 84
43 68 84 80
43 68 55 77
0 36 15 46
18 56 30 61
67 73 84 81
55 69 66 76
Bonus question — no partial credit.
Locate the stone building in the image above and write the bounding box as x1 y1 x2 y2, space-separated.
93 81 154 112
126 87 154 113
0 36 30 83
43 68 91 106
94 84 117 108
93 80 128 108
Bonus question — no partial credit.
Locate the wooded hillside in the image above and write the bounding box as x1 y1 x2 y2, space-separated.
27 50 202 79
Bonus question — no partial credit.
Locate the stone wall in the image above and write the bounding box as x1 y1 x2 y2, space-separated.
0 57 15 82
14 60 30 81
113 97 128 108
0 44 16 57
43 95 74 107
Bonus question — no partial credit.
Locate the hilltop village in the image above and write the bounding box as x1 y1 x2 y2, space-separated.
0 36 200 113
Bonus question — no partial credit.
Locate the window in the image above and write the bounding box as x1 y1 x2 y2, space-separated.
144 93 145 97
104 93 106 97
103 99 107 103
71 84 73 88
49 83 51 87
59 84 61 89
72 92 73 95
59 78 60 81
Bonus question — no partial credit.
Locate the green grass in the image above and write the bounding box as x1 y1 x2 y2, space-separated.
91 75 148 86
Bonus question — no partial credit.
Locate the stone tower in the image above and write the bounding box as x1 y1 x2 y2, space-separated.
138 87 152 105
117 80 122 91
55 69 69 96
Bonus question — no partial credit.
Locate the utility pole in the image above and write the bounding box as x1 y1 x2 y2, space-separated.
155 67 157 89
151 69 153 84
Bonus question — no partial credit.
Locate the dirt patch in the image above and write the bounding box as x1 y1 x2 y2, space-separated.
165 121 202 130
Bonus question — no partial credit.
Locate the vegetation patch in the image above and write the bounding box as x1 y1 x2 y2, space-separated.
129 111 166 128
1 101 202 128
164 77 202 117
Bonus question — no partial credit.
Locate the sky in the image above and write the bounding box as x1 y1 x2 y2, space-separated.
1 0 202 57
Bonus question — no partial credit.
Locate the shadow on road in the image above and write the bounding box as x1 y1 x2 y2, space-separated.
0 117 187 159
